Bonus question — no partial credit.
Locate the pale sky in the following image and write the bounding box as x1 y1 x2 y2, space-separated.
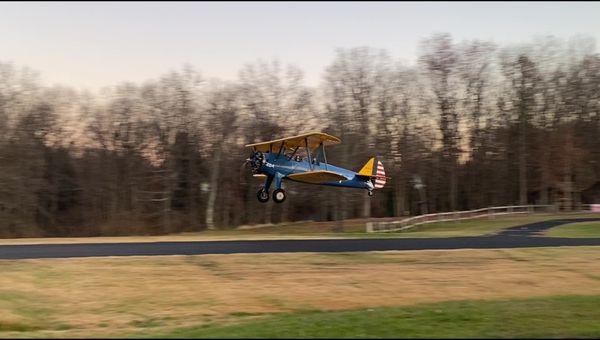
1 1 599 91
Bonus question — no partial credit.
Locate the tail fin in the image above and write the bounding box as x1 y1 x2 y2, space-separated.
373 159 387 189
358 157 387 189
358 158 375 176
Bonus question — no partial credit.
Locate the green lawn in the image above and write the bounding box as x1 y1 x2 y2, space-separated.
228 213 600 238
376 217 532 237
546 221 600 238
1 213 599 245
138 295 600 339
374 213 600 238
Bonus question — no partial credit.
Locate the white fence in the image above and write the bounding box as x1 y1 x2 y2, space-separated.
366 205 556 233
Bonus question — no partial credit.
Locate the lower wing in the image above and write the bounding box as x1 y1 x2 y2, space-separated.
286 171 348 184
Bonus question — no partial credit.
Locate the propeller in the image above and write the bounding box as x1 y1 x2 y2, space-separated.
241 157 252 169
239 157 252 184
239 151 264 184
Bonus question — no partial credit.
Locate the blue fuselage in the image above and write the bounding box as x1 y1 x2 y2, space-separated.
258 152 373 191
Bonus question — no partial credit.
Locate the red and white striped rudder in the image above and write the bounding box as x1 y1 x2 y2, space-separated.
374 160 386 189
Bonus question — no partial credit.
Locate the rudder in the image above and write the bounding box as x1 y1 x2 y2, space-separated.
358 157 387 189
373 159 386 189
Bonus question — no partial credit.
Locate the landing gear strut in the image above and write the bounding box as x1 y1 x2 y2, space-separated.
257 188 269 203
273 189 286 203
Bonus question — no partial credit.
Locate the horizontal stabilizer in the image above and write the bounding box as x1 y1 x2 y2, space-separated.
286 170 348 184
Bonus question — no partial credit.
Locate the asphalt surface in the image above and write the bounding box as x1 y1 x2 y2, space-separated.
1 218 599 260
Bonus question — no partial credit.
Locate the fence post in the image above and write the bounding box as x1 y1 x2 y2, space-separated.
366 222 373 233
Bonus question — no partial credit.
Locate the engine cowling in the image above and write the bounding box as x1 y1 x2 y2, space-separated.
249 151 265 173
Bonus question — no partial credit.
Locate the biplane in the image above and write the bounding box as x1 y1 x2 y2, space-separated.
244 132 388 203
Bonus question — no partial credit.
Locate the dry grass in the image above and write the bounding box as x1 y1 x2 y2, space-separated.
1 212 599 245
0 219 377 245
0 246 600 337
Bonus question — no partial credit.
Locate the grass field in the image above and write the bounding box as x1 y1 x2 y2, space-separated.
1 212 599 245
371 212 600 238
1 247 600 338
373 214 550 238
145 295 600 338
546 221 600 238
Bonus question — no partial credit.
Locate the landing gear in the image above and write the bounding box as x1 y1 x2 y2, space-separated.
273 189 287 203
257 188 269 203
368 190 373 197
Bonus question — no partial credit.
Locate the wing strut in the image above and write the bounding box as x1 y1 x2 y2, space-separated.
305 137 313 170
320 142 328 170
276 141 285 159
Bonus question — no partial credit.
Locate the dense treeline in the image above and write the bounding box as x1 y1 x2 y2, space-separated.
1 33 600 237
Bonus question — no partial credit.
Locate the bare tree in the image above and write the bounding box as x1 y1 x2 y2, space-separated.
204 83 239 230
1 33 600 237
324 47 391 218
419 33 461 211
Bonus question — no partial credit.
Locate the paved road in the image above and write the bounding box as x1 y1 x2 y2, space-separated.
1 218 599 260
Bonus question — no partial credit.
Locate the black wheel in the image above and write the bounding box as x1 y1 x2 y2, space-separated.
257 188 269 203
368 190 373 197
273 189 286 203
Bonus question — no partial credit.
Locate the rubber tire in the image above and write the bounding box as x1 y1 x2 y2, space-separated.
257 188 269 203
273 189 286 203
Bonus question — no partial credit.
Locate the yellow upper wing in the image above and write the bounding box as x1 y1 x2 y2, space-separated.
245 132 341 153
286 170 348 184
